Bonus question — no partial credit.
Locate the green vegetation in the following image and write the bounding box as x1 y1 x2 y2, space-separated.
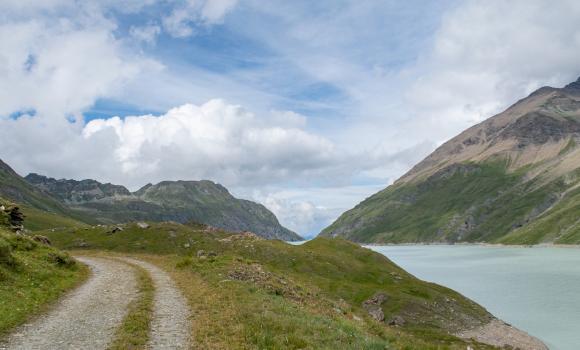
0 228 88 336
0 160 92 227
45 222 493 349
21 206 87 231
499 181 580 244
108 260 154 350
322 161 567 243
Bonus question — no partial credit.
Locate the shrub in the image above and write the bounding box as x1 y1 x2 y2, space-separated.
47 251 76 267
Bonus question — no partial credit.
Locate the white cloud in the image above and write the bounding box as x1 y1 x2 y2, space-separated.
405 0 580 144
81 99 337 188
129 24 161 44
162 0 239 37
0 2 158 119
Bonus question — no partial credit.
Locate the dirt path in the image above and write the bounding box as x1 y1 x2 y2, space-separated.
119 258 190 350
0 257 138 350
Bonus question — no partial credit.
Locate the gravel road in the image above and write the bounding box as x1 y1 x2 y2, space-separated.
0 257 138 350
120 258 191 350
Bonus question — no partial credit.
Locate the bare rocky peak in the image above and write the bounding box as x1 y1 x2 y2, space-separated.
25 173 132 204
398 77 580 184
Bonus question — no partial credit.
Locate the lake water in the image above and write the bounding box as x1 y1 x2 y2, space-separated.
368 245 580 350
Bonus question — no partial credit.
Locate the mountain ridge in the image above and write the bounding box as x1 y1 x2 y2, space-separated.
24 172 301 241
321 76 580 244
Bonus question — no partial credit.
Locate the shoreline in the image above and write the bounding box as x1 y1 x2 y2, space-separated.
361 241 580 249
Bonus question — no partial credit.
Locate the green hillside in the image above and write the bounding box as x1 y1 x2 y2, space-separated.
41 222 495 349
0 198 87 336
0 160 92 230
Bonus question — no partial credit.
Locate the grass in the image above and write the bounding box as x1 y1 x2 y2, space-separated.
108 259 154 350
321 161 563 244
500 181 580 244
45 223 494 349
0 166 94 226
21 205 88 231
0 228 89 337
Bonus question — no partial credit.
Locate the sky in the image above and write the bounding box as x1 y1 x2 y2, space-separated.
1 0 580 238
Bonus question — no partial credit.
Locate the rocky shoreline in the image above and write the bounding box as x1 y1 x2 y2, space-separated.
457 319 548 350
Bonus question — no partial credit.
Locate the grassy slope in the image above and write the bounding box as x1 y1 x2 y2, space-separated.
22 206 88 231
322 161 569 244
0 228 88 337
499 180 580 244
43 222 494 349
0 163 94 228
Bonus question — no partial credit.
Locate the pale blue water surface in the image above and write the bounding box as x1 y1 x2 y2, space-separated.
369 245 580 350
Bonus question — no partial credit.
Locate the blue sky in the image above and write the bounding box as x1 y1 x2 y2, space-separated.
1 0 580 237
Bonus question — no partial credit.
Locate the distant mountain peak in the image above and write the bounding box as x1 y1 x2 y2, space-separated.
564 75 580 91
0 159 18 175
22 171 301 240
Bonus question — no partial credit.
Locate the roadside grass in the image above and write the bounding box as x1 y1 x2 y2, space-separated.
108 260 154 350
49 223 493 349
0 228 88 337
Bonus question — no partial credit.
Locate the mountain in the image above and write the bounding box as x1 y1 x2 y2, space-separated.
0 160 90 230
25 174 301 241
322 76 580 244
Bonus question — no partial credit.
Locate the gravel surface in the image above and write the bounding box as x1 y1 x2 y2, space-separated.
0 257 138 350
120 258 191 350
457 319 549 350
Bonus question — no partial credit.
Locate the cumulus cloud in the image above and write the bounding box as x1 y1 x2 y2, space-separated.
79 99 337 187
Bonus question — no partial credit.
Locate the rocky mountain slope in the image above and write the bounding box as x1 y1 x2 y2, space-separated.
25 173 300 241
322 77 580 244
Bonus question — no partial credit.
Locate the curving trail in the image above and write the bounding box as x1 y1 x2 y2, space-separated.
0 257 138 350
119 258 191 350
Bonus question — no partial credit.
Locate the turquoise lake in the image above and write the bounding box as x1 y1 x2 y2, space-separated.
369 245 580 350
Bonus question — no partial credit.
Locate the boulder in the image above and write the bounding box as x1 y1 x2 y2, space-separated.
362 292 388 322
388 315 406 327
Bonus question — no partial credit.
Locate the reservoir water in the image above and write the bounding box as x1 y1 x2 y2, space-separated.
369 245 580 350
